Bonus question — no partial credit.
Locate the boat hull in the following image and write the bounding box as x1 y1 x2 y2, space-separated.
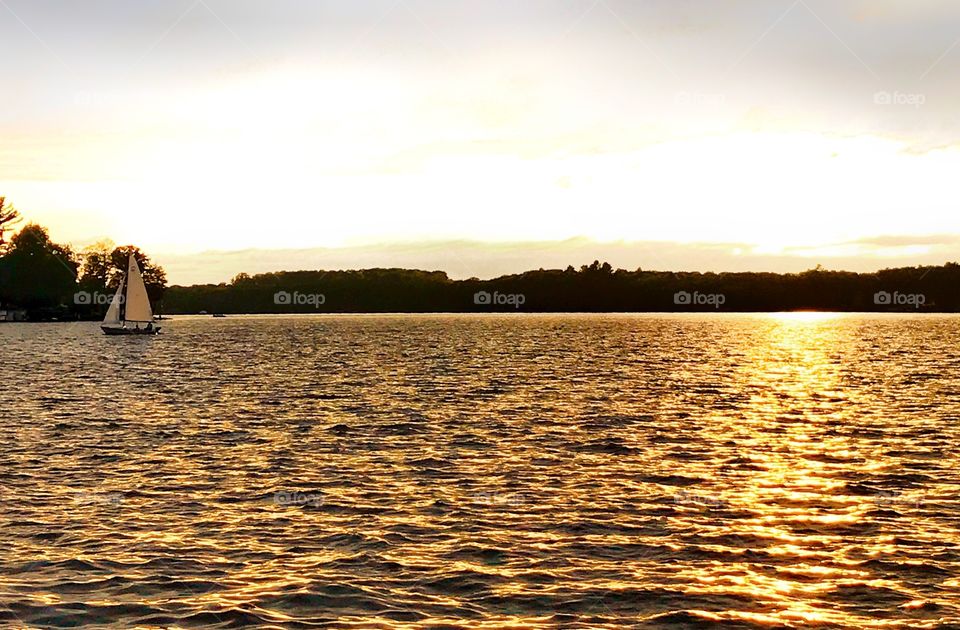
101 325 161 336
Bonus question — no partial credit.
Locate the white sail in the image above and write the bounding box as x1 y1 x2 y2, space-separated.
102 276 125 325
123 254 154 323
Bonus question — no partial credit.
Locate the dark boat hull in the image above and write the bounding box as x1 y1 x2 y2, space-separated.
101 325 161 335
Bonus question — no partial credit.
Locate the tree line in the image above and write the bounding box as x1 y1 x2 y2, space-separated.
0 197 167 320
165 260 960 313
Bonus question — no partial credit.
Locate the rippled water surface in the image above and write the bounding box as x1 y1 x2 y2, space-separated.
2 314 960 628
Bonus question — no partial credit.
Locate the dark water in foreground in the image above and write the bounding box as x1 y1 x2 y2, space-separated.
1 314 959 628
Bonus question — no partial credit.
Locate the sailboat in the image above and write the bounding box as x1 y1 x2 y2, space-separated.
101 254 161 335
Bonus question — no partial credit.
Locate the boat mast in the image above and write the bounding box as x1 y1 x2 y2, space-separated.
119 258 129 323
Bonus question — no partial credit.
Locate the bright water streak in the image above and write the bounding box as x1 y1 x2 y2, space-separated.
1 314 959 628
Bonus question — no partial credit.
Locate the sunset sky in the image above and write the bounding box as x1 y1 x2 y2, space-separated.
3 0 959 284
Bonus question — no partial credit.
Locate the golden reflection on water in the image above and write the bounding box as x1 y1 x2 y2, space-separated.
766 311 850 323
0 315 958 628
687 313 953 628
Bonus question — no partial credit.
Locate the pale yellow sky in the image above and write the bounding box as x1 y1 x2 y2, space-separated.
2 0 959 283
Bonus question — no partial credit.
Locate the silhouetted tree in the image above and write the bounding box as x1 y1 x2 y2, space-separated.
0 224 78 312
108 246 168 305
0 196 22 252
77 241 115 288
73 241 168 315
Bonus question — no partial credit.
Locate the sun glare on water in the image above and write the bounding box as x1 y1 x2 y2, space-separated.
767 312 848 324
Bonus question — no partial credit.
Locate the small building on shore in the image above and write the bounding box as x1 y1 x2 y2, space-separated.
0 305 28 321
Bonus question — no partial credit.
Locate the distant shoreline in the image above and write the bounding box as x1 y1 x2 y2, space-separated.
5 261 959 321
160 262 960 315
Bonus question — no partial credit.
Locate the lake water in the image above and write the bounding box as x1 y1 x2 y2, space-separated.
1 314 959 628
